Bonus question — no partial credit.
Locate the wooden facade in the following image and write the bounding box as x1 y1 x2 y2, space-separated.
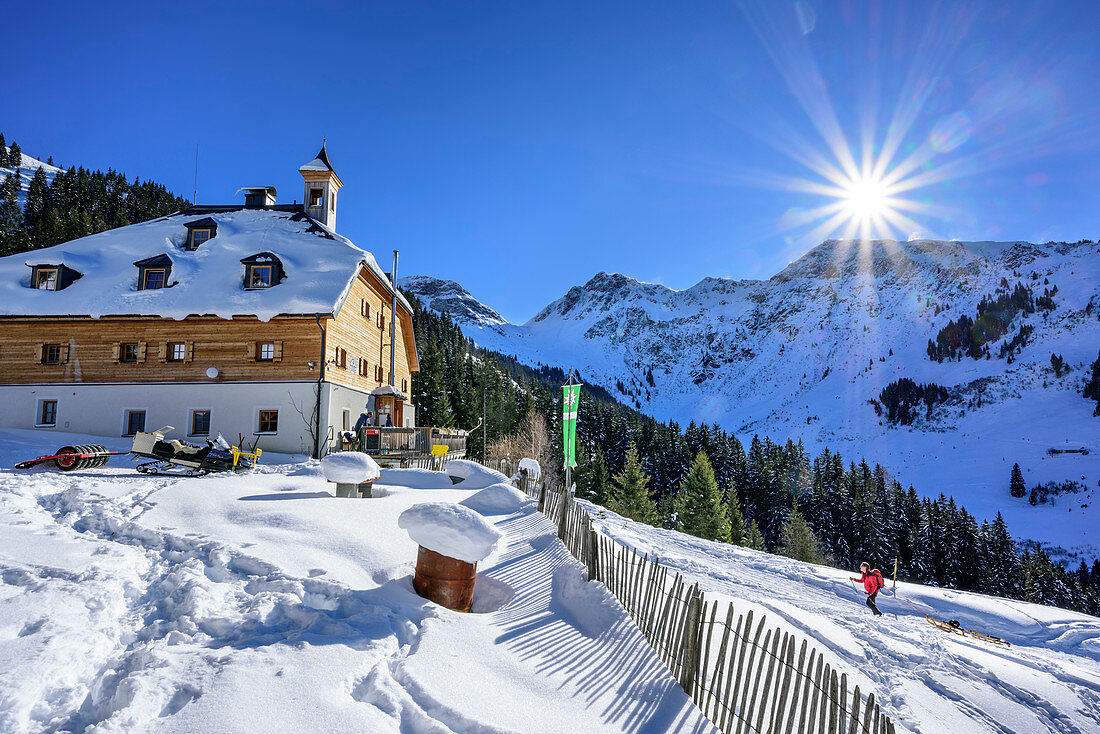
0 264 416 392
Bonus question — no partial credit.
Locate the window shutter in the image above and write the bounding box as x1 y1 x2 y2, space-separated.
60 345 70 364
246 341 256 361
185 341 194 362
273 341 283 362
137 342 147 363
157 342 167 362
360 299 366 317
111 343 121 363
34 344 43 365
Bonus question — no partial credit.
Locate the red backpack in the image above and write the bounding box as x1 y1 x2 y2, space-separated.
871 569 884 592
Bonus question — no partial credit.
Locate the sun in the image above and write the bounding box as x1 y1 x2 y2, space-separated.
840 175 890 221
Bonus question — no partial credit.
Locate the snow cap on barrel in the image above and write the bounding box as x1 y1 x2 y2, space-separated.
398 502 502 564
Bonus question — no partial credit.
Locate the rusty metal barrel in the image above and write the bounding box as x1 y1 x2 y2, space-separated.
413 545 477 612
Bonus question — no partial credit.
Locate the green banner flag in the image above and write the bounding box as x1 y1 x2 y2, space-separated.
562 384 581 468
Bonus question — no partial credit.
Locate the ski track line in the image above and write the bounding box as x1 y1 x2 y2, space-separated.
13 474 427 733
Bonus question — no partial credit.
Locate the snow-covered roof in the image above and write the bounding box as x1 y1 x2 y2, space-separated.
370 384 407 399
0 208 412 322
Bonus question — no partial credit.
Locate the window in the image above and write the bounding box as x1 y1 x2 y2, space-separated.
167 342 186 362
190 229 211 248
375 364 384 382
142 269 167 289
361 299 370 319
248 265 273 288
38 400 57 426
41 344 63 365
257 410 279 434
358 359 369 377
125 410 146 436
191 410 211 436
309 188 323 207
402 378 408 394
330 190 336 211
35 268 58 290
333 346 347 369
119 343 140 363
257 342 275 362
342 409 350 432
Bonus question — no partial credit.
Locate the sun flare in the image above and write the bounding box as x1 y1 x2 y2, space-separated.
840 175 890 221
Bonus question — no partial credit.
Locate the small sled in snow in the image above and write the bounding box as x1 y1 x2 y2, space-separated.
925 613 1010 647
130 426 261 477
14 444 124 471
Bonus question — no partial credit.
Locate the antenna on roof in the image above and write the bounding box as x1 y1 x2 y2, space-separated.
193 143 198 205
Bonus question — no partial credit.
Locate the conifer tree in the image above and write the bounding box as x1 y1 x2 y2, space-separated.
1010 463 1026 498
778 502 824 564
743 520 766 551
0 173 29 255
674 452 730 542
1084 350 1100 416
8 141 21 166
726 482 747 546
609 442 659 525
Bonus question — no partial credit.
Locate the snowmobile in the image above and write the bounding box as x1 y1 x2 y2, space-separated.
130 426 262 476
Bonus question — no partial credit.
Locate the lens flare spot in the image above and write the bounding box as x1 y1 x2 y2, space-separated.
794 2 816 35
930 112 972 152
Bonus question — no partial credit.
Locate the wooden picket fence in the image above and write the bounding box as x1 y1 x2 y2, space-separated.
485 460 897 734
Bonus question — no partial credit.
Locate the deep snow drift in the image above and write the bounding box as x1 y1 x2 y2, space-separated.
0 429 710 733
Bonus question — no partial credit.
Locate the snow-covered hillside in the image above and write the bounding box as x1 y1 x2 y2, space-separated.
1 148 62 208
0 429 709 733
401 274 509 327
3 428 1096 733
402 240 1100 560
590 501 1100 734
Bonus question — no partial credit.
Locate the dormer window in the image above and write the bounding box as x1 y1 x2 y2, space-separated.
27 263 82 291
240 252 285 290
35 268 57 290
134 254 174 290
249 265 273 288
182 218 218 251
143 269 167 289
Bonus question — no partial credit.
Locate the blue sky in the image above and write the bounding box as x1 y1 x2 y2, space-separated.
10 1 1100 322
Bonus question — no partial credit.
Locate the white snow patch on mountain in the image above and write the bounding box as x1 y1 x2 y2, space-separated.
1 149 63 208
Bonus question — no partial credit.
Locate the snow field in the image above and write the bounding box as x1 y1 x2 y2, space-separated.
587 501 1100 734
0 429 713 733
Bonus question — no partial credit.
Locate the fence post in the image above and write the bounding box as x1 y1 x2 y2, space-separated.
538 482 548 513
586 527 599 581
678 589 703 694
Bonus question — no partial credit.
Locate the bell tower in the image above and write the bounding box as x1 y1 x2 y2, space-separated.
299 141 343 231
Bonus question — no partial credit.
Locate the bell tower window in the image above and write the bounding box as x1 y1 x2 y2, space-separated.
309 188 324 208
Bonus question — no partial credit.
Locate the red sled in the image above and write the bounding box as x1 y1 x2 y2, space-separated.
14 444 124 471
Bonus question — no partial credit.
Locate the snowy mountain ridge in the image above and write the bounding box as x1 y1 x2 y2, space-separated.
403 237 1100 558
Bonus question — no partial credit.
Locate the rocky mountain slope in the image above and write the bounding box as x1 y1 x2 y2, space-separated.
402 238 1100 559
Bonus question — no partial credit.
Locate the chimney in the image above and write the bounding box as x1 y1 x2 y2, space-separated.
241 186 277 208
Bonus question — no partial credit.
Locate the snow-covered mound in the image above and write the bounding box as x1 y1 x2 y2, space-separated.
589 501 1100 734
403 239 1100 559
0 428 711 733
443 459 509 489
321 451 381 483
460 482 531 515
398 502 502 563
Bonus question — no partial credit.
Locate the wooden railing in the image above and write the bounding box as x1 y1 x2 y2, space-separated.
492 459 897 734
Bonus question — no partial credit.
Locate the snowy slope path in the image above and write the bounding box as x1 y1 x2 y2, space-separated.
0 429 713 733
590 504 1100 733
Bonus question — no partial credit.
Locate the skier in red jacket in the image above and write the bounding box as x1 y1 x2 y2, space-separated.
850 562 884 616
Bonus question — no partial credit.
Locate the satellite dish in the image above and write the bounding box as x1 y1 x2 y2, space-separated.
206 366 219 379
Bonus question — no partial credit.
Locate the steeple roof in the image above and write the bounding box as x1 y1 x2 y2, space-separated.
299 142 335 173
